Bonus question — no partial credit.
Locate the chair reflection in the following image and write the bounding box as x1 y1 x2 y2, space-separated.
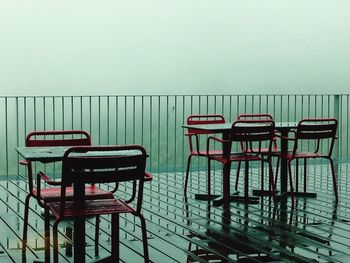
271 199 338 258
185 197 279 262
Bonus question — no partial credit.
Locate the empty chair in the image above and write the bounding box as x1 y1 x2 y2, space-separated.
40 145 150 263
184 114 225 198
274 118 338 201
208 119 277 203
235 114 279 193
21 130 114 262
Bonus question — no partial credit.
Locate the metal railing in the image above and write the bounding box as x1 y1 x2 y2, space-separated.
0 94 348 178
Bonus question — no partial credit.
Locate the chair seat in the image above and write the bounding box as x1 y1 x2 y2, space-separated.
192 150 223 156
280 151 322 160
211 153 263 163
34 186 114 203
247 147 280 154
47 198 134 219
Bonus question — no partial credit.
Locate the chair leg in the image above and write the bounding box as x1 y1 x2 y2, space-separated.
244 161 249 200
22 194 31 263
261 160 264 191
295 158 299 193
207 157 211 197
304 158 307 193
45 207 51 263
187 241 193 263
184 154 193 195
268 161 277 203
329 158 338 202
235 161 241 190
274 157 280 189
65 227 73 257
53 220 60 263
184 195 190 224
288 160 295 199
139 214 150 263
95 215 100 257
111 214 119 261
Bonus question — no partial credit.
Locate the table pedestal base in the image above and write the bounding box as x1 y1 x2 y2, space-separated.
253 190 316 199
194 194 222 201
92 256 114 263
211 191 261 206
276 191 317 201
289 192 317 198
252 190 279 196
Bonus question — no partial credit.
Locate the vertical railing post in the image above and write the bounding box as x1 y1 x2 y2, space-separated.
334 94 340 159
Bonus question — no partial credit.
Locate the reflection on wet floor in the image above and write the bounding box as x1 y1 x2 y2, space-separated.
1 160 350 262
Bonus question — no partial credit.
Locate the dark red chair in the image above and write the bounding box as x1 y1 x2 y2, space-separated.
235 114 279 192
184 114 225 197
21 130 114 262
275 118 338 201
208 119 277 203
41 145 150 263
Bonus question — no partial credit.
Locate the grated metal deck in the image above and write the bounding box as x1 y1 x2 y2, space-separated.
1 160 350 262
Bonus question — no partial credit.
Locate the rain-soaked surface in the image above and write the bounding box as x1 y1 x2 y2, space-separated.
1 160 350 262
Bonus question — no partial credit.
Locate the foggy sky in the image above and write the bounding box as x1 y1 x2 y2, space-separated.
0 0 349 96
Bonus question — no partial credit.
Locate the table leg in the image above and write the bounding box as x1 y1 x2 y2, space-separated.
222 155 231 211
74 217 85 262
280 128 288 197
74 183 86 263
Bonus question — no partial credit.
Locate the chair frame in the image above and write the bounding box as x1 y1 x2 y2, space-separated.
21 130 114 262
208 119 277 203
235 114 279 192
184 114 225 197
275 118 338 201
42 145 150 263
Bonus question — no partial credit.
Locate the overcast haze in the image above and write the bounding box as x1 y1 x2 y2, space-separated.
0 0 350 96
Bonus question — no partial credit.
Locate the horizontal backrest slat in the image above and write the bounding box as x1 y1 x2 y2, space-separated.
62 145 147 185
187 114 225 135
231 120 275 142
26 130 91 147
297 119 337 140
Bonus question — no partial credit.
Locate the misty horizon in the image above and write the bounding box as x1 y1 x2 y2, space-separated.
1 1 349 96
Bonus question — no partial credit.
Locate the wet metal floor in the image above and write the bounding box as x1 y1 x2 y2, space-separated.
0 160 350 262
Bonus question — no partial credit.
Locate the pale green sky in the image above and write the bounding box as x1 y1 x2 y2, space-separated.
0 0 349 96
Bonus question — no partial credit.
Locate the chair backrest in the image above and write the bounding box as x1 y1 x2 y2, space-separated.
294 118 338 156
60 145 147 213
230 119 275 154
237 113 273 121
24 130 91 195
26 130 91 147
237 113 277 150
187 114 225 135
186 114 225 153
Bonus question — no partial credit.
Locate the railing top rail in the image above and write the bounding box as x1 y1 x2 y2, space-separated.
0 93 348 99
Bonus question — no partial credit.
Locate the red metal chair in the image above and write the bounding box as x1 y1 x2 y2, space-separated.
208 119 277 203
41 145 150 263
235 114 279 192
21 130 114 262
184 114 225 197
275 118 338 201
